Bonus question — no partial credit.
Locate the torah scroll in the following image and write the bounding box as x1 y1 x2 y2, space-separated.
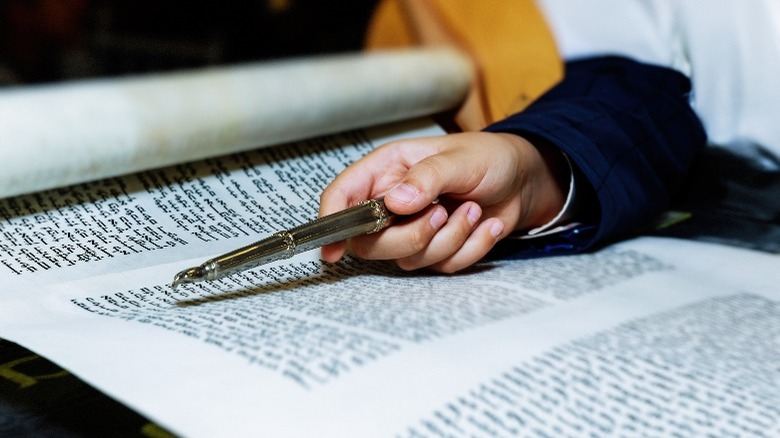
0 49 471 198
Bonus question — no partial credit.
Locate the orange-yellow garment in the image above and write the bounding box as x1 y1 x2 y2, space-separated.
365 0 563 131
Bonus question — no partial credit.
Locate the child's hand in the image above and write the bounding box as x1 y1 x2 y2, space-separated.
319 131 568 273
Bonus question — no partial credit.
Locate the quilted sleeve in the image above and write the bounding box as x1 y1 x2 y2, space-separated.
485 56 707 256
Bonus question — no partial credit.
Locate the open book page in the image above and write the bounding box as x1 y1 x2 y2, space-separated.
2 122 779 436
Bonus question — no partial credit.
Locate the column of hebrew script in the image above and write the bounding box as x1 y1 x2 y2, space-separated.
0 121 440 290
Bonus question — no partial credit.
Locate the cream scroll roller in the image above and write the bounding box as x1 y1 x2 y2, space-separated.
0 49 471 199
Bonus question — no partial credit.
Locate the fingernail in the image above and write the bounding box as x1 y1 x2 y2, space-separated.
490 221 504 238
430 207 448 230
466 204 481 225
387 183 418 205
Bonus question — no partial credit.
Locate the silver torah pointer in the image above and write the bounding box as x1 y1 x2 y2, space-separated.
171 198 393 289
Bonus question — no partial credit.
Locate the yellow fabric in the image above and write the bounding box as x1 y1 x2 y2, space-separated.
365 0 563 131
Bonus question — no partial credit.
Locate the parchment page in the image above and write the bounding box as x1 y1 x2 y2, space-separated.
1 118 778 436
0 119 443 291
1 237 777 437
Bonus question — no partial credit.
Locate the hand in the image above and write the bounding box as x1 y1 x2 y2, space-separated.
319 131 568 273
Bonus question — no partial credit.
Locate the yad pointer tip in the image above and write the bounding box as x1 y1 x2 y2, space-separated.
171 266 205 290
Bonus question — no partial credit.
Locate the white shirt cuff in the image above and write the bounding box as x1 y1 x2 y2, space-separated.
518 152 582 239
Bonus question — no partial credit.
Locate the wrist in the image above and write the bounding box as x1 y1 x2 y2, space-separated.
509 134 570 232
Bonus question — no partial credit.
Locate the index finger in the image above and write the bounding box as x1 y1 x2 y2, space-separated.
319 136 444 217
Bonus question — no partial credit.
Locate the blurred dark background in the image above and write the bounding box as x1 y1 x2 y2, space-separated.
0 0 379 85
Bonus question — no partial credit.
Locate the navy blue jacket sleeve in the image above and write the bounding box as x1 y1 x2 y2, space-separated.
484 56 707 257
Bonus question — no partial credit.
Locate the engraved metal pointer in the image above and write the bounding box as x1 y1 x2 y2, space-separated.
171 198 393 289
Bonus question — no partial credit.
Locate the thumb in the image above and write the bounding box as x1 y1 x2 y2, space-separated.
384 151 480 215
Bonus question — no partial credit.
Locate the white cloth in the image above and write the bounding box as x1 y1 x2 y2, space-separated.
537 0 780 162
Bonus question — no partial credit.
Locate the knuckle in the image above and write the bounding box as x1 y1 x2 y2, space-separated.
417 156 447 182
451 225 472 251
407 227 431 253
349 238 372 259
435 262 461 275
319 184 348 204
395 258 418 272
319 184 333 200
